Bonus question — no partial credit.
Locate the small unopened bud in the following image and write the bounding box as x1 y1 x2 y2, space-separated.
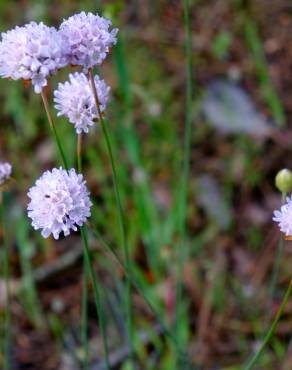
275 169 292 193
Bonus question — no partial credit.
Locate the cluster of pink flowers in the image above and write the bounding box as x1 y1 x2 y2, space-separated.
0 12 117 94
0 12 118 239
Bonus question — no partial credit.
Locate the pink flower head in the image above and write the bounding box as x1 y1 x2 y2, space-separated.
54 72 110 134
0 22 67 93
27 168 92 239
59 12 118 70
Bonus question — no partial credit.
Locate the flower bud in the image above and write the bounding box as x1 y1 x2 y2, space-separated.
275 169 292 193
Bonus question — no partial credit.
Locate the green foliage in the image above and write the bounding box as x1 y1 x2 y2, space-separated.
0 1 290 369
212 31 233 59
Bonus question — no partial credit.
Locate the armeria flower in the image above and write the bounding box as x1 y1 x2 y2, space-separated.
27 168 92 239
0 22 67 93
0 162 12 185
273 196 292 236
59 11 118 70
54 72 110 133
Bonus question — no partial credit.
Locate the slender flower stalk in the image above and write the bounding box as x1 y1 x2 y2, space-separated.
88 68 135 367
89 224 193 366
268 191 286 320
1 192 11 370
81 266 89 370
41 90 69 170
175 0 192 366
41 89 110 368
244 280 292 370
80 226 111 370
77 133 89 370
90 225 179 344
77 134 82 173
77 133 111 370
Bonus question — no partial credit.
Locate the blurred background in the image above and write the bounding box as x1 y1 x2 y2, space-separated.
0 0 291 369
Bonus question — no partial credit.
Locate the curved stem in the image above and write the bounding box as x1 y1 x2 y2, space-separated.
77 133 111 369
81 266 89 370
1 193 11 370
89 224 192 365
77 134 82 173
81 226 111 370
88 68 135 367
267 191 286 322
175 0 192 366
41 90 69 170
77 133 89 370
41 89 110 368
244 280 292 370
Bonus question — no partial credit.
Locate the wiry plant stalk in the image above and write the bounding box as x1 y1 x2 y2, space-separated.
77 134 82 173
41 90 69 170
268 192 286 312
175 0 192 367
90 226 186 349
41 89 111 369
88 68 135 367
1 192 11 370
81 265 89 370
244 280 292 370
81 225 111 370
77 133 90 370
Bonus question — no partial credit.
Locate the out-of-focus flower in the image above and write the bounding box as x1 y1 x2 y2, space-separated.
27 168 92 239
0 22 67 93
0 162 12 185
273 196 292 236
54 72 110 133
59 12 118 70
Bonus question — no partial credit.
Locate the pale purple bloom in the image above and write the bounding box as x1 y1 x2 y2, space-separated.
54 72 110 134
0 162 12 185
59 12 118 69
273 196 292 236
27 168 92 239
0 22 67 93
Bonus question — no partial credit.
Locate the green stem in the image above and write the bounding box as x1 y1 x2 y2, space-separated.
175 0 192 365
77 134 82 173
1 193 11 370
89 225 191 365
81 264 89 370
81 226 111 370
88 68 135 366
267 192 286 319
244 280 292 370
77 133 90 370
41 90 110 368
41 90 69 170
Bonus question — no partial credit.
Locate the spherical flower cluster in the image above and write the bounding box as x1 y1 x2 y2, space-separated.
59 11 118 70
0 22 66 93
273 196 292 236
54 72 110 133
0 162 12 185
27 168 92 239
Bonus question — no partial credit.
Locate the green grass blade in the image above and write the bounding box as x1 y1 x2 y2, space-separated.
1 192 12 370
243 280 292 370
244 18 285 127
174 0 193 365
